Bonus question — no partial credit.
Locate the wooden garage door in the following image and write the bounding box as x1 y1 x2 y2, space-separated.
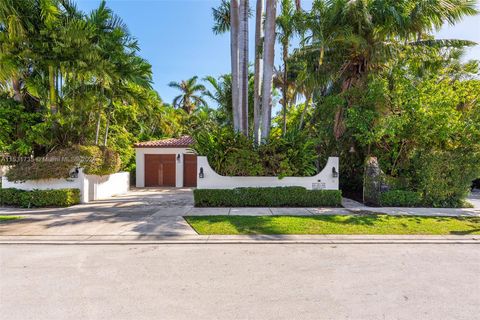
144 154 176 187
183 154 197 187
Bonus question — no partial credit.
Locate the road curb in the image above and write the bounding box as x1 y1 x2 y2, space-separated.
0 235 479 245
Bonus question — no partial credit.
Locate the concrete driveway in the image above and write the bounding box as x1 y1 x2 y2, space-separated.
1 189 479 240
0 188 197 238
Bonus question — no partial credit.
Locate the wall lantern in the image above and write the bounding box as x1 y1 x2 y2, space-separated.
199 167 204 179
332 167 338 178
177 154 181 162
70 167 79 179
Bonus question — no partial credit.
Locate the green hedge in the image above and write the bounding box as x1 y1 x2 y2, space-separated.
194 187 342 207
379 190 422 207
0 188 80 208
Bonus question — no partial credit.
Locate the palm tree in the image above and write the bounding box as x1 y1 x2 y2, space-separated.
169 76 207 114
203 75 233 122
212 0 231 34
296 0 478 139
260 0 277 142
212 0 253 136
277 0 296 136
239 0 249 134
253 0 264 144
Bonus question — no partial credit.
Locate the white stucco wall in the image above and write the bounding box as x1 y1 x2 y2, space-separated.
135 147 195 188
1 170 129 203
197 156 340 190
2 169 88 202
86 172 130 200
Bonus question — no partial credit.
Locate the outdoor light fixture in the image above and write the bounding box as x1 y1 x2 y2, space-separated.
70 167 79 179
177 154 181 162
332 167 338 178
199 167 204 179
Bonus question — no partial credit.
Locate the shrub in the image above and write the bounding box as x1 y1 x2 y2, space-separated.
0 188 80 208
192 128 317 177
410 150 479 208
194 187 342 207
379 190 422 207
5 145 121 182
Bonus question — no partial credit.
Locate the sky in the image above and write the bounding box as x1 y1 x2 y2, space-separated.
75 0 480 104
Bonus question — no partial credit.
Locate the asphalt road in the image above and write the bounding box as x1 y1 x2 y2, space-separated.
1 244 479 320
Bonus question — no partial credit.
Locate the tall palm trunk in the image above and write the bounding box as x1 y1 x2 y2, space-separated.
95 86 104 145
298 92 310 130
260 0 277 142
230 0 241 132
95 111 101 145
48 65 57 114
12 78 22 103
239 0 249 135
104 104 111 146
295 0 301 11
333 77 354 140
253 0 264 144
281 39 288 136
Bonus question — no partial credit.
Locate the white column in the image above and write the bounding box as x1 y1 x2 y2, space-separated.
175 153 184 188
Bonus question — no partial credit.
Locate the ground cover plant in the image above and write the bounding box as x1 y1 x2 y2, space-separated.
185 215 480 235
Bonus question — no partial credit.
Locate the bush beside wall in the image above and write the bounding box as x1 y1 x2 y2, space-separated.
5 145 121 182
379 190 423 207
194 187 342 207
0 188 80 208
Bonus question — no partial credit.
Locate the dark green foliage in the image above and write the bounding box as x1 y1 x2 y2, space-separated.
194 187 342 207
5 145 121 182
410 151 479 208
193 128 318 177
473 179 480 189
379 190 422 207
0 188 80 208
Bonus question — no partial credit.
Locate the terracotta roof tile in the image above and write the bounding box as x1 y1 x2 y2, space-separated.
134 136 195 148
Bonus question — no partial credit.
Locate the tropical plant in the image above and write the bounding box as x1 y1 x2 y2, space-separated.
168 76 207 114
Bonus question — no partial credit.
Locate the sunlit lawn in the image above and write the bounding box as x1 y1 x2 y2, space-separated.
0 216 22 222
185 215 480 235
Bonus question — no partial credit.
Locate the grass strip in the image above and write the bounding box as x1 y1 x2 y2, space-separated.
185 215 480 235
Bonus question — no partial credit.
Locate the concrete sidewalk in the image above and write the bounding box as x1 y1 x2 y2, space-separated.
1 192 478 243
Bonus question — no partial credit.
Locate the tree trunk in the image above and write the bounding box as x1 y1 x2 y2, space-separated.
253 0 264 144
103 105 110 147
295 0 301 11
48 65 57 114
281 40 288 136
333 78 353 140
12 78 22 103
239 0 249 136
95 109 101 145
298 92 310 131
95 87 104 145
230 0 241 132
260 0 277 142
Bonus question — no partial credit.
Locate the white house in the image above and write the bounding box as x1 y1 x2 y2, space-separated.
134 136 197 188
134 135 339 191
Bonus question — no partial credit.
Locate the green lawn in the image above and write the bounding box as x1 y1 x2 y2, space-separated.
185 215 480 235
0 216 22 222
